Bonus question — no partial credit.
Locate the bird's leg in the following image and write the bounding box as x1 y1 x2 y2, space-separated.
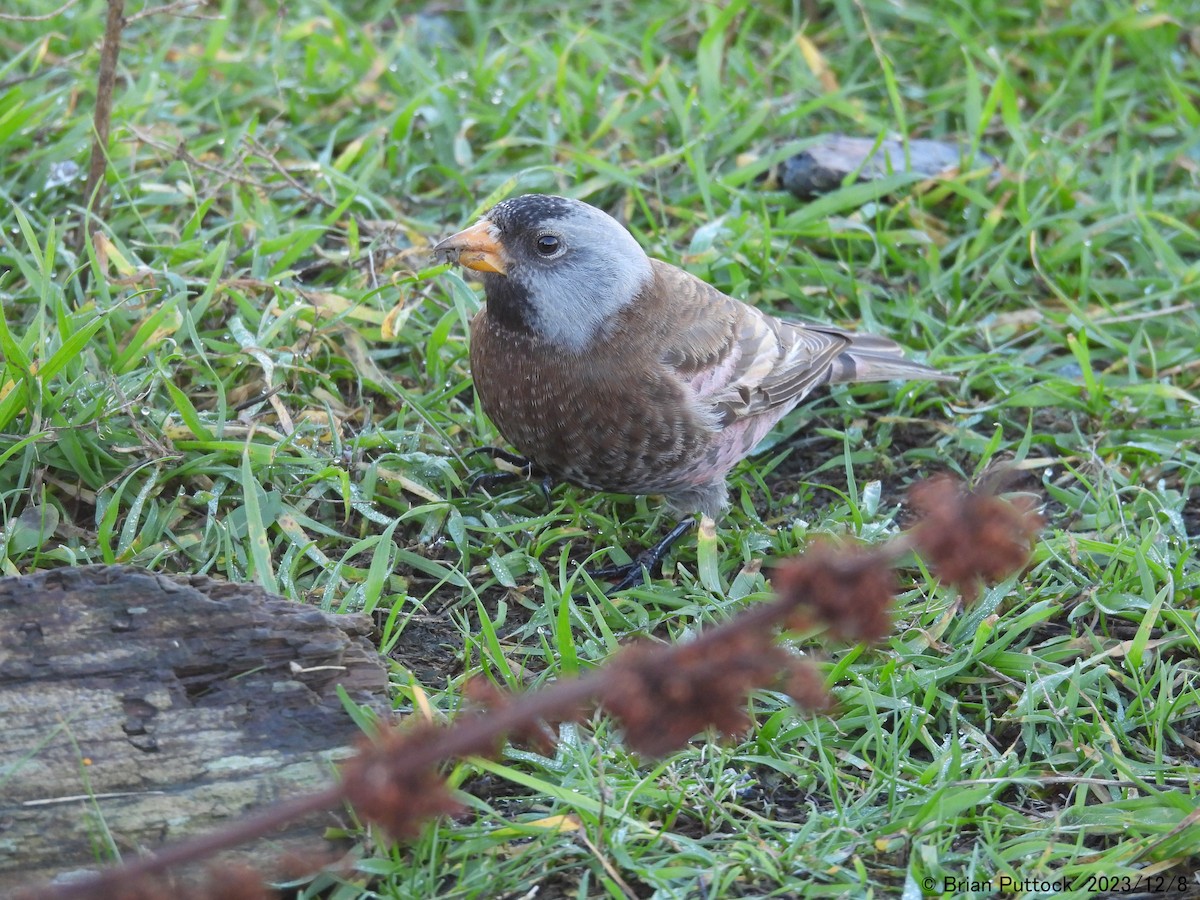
465 447 555 504
466 446 535 493
587 518 696 593
468 470 525 493
465 446 533 469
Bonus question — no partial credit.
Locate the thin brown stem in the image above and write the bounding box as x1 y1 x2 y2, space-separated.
20 477 1039 899
0 0 81 21
37 784 344 900
126 0 205 23
81 0 126 236
36 675 606 900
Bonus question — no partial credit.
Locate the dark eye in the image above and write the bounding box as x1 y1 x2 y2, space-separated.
535 234 561 256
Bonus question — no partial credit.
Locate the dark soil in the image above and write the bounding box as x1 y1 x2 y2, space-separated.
383 606 465 688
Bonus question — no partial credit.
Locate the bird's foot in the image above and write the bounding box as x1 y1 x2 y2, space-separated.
468 470 527 493
586 519 696 593
466 446 533 469
465 447 554 504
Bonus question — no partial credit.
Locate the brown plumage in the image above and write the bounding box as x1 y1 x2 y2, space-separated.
434 194 952 524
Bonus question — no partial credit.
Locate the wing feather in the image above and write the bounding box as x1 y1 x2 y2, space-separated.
651 261 847 421
649 260 949 429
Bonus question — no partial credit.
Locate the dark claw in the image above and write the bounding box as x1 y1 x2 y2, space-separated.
468 470 528 494
465 446 535 472
586 519 696 593
464 447 555 505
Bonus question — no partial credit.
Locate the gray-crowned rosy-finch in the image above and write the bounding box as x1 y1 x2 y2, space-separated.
434 194 952 589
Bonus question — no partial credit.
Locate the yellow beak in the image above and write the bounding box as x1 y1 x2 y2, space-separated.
433 219 506 275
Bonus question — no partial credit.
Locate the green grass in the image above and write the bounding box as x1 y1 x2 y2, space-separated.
3 0 1199 896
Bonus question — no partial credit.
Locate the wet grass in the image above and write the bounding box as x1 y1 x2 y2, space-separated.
2 0 1199 896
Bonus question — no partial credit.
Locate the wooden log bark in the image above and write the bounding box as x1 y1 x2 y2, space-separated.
0 565 391 890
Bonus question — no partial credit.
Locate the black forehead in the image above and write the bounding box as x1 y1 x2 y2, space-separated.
487 195 578 233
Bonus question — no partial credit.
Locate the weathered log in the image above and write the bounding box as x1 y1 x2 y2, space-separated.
0 565 391 891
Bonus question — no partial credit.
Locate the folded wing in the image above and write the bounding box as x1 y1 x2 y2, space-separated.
654 260 951 428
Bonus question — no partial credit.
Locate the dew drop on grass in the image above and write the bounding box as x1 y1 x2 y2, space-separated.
46 160 80 189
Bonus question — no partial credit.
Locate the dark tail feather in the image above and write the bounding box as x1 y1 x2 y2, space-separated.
828 335 955 385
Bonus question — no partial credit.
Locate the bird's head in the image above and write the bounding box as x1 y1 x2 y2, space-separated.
433 194 653 350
